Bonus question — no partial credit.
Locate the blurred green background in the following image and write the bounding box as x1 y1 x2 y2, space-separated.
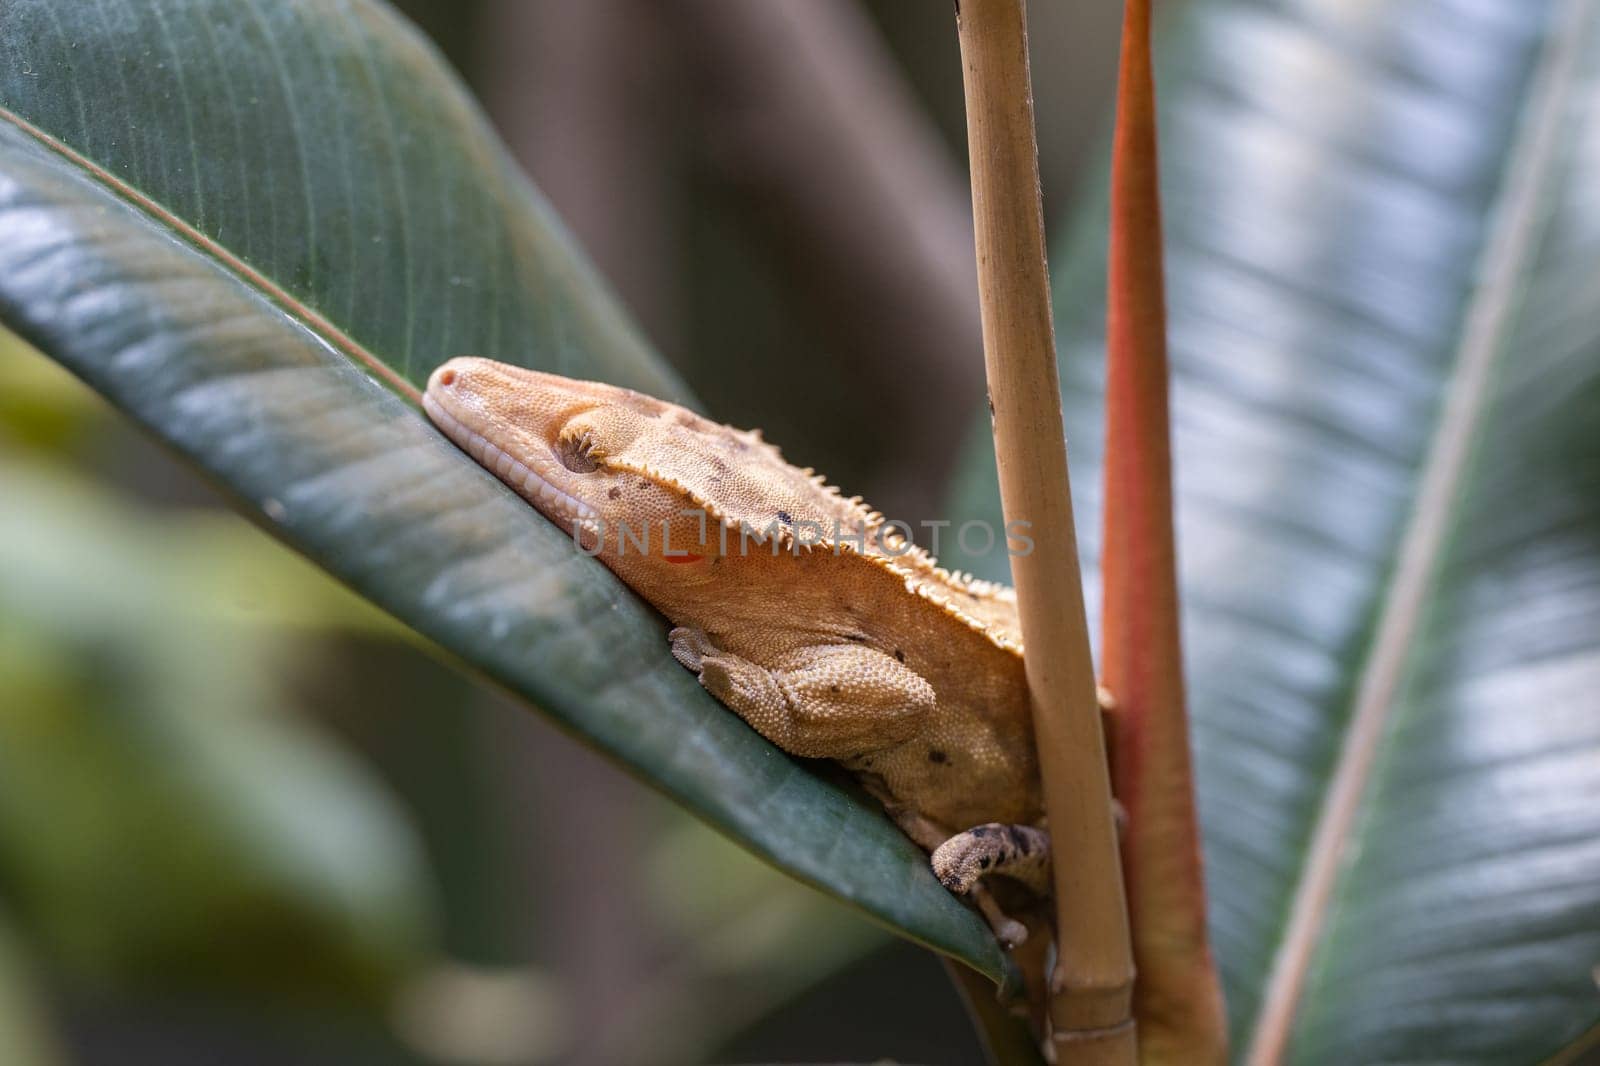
0 2 1124 1062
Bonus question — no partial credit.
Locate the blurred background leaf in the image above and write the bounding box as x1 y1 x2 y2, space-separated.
0 915 64 1066
0 450 428 1004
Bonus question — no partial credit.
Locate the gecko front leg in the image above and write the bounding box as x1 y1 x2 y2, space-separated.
932 823 1051 896
932 824 1051 949
669 627 934 760
889 811 1046 949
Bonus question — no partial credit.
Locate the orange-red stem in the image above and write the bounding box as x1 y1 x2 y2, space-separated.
1101 1 1228 1062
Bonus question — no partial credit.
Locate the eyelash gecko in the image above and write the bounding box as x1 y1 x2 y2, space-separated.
424 357 1061 947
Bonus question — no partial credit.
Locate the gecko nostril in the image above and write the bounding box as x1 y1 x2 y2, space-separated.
438 368 457 386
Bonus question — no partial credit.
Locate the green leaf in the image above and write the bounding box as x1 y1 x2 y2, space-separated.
0 914 63 1066
948 0 1600 1059
0 0 1008 984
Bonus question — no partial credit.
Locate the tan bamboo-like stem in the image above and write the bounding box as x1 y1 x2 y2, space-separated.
954 0 1137 1060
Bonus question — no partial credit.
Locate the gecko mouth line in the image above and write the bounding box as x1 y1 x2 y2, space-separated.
422 392 599 525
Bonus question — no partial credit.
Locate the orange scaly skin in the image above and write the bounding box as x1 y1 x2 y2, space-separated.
424 357 1050 943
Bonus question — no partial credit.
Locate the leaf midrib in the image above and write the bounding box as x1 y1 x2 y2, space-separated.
1241 1 1597 1060
0 102 419 406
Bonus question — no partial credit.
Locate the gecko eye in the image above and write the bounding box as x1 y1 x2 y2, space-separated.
556 432 600 474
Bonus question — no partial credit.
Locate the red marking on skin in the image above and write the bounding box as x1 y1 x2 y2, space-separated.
664 552 705 564
438 368 457 386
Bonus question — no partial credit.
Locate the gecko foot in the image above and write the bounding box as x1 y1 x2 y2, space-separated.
892 812 1047 949
932 823 1051 896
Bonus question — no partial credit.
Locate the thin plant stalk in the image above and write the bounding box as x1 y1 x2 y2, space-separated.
954 0 1137 1060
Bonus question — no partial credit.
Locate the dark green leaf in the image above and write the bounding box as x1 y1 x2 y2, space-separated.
949 0 1600 1059
0 0 1008 983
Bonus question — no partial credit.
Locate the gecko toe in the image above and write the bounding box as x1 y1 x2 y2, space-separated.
669 626 709 670
698 659 734 699
994 917 1028 950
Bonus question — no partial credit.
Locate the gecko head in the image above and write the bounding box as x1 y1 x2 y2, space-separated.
423 357 680 540
425 357 878 574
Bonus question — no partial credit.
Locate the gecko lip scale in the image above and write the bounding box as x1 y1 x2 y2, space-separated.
422 391 600 525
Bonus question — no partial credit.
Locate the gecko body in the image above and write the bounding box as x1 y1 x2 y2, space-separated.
424 357 1053 944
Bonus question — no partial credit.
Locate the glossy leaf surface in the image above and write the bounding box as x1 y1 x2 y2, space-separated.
0 0 1008 982
948 0 1600 1058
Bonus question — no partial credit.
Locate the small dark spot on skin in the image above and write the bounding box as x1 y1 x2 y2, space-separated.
777 510 793 525
927 749 948 764
971 826 996 839
711 557 722 566
637 479 651 489
844 632 868 643
986 391 994 417
829 684 840 694
607 487 622 500
893 649 905 663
